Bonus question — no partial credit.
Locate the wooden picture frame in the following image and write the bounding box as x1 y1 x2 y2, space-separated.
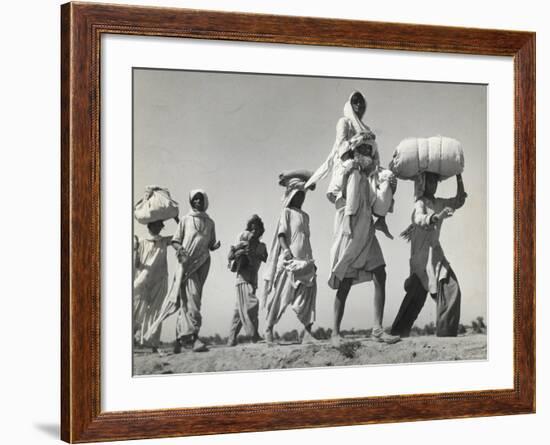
61 2 535 442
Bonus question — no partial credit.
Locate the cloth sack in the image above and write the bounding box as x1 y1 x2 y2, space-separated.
228 240 250 272
134 186 179 224
389 136 464 180
279 169 315 189
282 259 316 289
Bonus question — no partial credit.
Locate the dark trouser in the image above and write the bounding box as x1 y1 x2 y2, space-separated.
391 269 461 337
435 268 461 336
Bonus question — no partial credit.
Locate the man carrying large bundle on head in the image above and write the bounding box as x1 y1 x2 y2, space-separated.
389 136 468 337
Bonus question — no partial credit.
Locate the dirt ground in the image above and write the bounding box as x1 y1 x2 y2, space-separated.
133 333 487 375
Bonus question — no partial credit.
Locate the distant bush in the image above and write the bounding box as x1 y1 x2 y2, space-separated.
477 316 486 329
471 317 487 334
281 329 299 343
340 328 372 338
314 327 331 340
424 322 436 335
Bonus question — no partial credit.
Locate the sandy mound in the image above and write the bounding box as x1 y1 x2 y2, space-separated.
133 334 487 375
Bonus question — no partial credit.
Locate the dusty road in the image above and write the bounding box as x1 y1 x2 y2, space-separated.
134 334 487 375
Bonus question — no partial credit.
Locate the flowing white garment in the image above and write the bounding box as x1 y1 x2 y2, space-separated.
144 189 216 340
305 91 379 203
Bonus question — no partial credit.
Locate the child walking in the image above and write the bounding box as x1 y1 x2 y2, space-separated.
391 173 467 337
263 172 318 345
227 215 268 346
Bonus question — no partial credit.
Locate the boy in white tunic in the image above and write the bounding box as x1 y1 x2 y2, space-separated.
263 173 318 345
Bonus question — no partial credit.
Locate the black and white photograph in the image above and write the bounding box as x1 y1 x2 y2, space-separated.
132 68 486 376
2 0 544 442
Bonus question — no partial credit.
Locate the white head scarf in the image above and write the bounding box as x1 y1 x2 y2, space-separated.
343 91 370 134
305 91 379 190
188 189 210 217
344 91 380 166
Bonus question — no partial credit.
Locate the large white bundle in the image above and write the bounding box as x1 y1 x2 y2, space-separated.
389 136 464 180
134 186 179 224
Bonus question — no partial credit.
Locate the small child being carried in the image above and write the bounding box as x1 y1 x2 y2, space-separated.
339 134 397 239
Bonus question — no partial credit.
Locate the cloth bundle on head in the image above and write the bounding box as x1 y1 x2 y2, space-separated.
134 185 179 224
389 136 464 180
278 170 313 208
279 169 314 187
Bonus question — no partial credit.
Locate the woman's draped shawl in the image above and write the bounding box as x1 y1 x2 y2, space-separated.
144 189 213 340
304 91 380 191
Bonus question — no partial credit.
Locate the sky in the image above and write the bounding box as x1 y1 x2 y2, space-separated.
133 68 487 339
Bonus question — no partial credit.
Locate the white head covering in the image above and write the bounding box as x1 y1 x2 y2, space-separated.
305 91 379 190
343 91 369 134
343 91 380 166
188 189 209 212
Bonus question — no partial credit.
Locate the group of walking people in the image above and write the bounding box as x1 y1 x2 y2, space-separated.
133 90 468 355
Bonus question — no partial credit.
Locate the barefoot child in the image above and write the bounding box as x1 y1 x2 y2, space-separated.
227 215 268 346
391 173 467 337
263 172 318 345
133 220 173 355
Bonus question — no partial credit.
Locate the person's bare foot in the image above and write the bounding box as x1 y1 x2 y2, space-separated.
371 328 400 344
152 346 165 357
374 217 394 240
251 332 263 343
265 327 275 345
302 330 319 344
331 334 345 346
192 338 208 352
